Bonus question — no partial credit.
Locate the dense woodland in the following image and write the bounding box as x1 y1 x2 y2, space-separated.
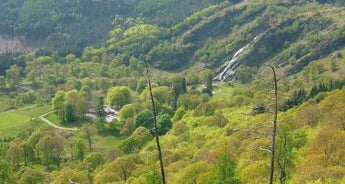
1 0 345 183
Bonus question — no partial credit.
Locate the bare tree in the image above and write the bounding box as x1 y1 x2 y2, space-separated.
269 66 278 184
143 59 166 184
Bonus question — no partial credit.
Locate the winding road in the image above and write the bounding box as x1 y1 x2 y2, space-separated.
39 112 79 131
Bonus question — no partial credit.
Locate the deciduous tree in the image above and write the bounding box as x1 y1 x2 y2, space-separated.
80 124 97 150
18 168 45 184
107 86 132 107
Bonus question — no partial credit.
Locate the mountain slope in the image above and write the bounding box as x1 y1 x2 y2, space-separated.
1 1 345 184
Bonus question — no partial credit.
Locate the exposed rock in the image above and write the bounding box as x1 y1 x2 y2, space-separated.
0 36 32 53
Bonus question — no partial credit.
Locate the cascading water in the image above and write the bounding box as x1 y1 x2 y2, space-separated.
215 32 266 82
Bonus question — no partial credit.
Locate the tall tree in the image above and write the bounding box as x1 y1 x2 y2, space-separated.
170 76 187 109
76 91 90 119
72 137 86 161
64 104 75 123
52 90 66 121
6 143 23 170
37 133 67 169
96 96 105 118
80 124 97 150
144 59 166 184
20 141 35 166
269 66 278 184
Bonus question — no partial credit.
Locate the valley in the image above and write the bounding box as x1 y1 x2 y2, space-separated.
0 0 345 183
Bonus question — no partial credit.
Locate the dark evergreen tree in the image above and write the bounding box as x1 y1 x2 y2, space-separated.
170 76 187 109
157 114 172 135
97 96 105 118
64 104 75 122
135 110 154 130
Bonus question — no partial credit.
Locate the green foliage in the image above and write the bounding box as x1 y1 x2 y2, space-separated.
120 127 153 154
64 104 75 123
134 0 224 26
83 152 105 172
120 137 141 154
106 20 169 63
204 152 241 184
135 110 154 130
193 102 216 117
80 124 97 150
36 132 67 169
145 165 161 184
282 89 307 111
175 161 212 183
0 158 17 183
282 79 345 111
0 52 26 77
172 107 186 122
96 96 105 118
73 137 86 161
177 92 210 110
120 118 136 136
203 111 229 127
0 0 126 55
119 104 136 121
142 86 172 105
48 167 89 184
158 114 173 135
5 64 23 85
236 66 258 84
96 154 138 182
18 168 46 184
107 86 132 107
16 91 38 105
1 1 345 183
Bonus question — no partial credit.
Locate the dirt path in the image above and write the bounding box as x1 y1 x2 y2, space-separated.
39 112 79 131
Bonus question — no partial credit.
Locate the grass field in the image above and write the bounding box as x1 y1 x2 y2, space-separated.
213 82 234 100
45 112 93 128
94 135 126 152
0 105 51 137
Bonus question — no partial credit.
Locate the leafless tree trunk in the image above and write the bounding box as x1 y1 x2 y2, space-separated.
144 59 166 184
277 132 287 184
269 66 278 184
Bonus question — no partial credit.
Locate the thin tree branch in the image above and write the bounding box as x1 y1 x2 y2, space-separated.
258 146 272 153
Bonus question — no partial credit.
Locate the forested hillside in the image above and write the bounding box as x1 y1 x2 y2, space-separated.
1 0 345 183
0 0 225 55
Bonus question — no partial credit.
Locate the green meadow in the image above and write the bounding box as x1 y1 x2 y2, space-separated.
0 106 51 137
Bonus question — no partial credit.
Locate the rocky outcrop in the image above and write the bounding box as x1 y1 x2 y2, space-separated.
0 36 31 54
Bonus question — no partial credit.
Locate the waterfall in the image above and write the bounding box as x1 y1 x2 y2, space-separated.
215 32 266 82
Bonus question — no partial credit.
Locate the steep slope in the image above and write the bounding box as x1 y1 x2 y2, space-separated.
181 1 345 79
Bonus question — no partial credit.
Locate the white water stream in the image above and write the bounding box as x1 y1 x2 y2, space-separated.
215 32 266 82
